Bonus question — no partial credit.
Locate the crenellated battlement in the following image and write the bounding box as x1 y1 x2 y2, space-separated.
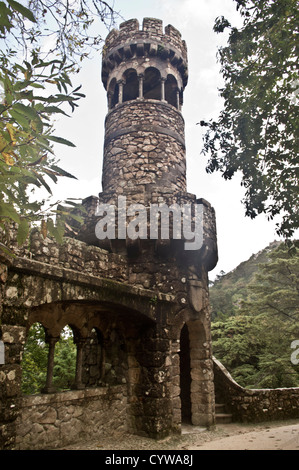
102 18 188 90
104 18 186 53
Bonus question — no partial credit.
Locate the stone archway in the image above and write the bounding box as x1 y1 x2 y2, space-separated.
176 317 215 429
25 299 156 394
13 295 166 448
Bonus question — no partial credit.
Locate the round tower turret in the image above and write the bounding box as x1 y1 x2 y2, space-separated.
101 18 188 199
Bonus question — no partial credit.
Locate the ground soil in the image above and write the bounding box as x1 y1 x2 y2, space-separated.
58 419 299 451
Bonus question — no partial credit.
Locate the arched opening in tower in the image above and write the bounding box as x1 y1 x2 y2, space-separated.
143 67 161 100
165 74 178 108
123 69 139 102
179 323 192 424
108 78 119 109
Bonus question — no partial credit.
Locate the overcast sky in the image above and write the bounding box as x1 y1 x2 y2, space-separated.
48 0 285 280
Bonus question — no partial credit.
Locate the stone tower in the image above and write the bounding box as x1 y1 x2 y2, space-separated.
82 17 219 433
1 19 297 450
0 18 218 449
84 17 218 263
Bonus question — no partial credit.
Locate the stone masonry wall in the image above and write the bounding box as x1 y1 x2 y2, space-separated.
29 229 128 283
15 385 127 450
27 229 187 296
105 18 187 60
213 357 299 422
102 100 186 193
105 100 185 140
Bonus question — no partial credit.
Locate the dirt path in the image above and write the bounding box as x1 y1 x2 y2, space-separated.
59 419 299 451
188 422 299 450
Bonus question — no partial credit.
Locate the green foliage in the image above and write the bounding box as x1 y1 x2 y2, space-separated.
0 51 86 247
21 322 48 394
0 1 118 250
211 241 299 388
210 241 281 320
242 241 299 321
212 313 299 388
52 328 77 391
0 0 118 64
201 0 299 238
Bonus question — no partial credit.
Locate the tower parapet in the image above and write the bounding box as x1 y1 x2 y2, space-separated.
102 18 188 97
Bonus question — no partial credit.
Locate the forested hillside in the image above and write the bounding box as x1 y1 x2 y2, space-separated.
209 241 281 321
210 241 299 389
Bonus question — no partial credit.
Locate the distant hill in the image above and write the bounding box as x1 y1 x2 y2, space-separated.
209 241 282 321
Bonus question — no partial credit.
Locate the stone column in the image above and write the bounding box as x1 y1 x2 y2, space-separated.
170 338 181 433
73 338 86 390
161 78 166 102
188 320 215 427
137 325 173 439
42 336 59 394
138 74 144 99
176 89 180 110
0 323 26 449
118 80 124 104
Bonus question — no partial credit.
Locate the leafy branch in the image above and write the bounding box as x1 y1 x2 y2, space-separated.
200 0 299 238
0 0 118 249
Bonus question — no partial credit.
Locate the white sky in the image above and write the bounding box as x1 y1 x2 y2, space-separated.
48 0 286 280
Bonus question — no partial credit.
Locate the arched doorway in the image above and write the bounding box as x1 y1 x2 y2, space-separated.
179 323 191 423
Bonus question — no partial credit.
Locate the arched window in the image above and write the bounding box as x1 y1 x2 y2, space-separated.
165 74 178 108
143 67 161 101
123 68 139 102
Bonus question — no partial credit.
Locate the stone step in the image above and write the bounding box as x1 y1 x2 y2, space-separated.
215 412 233 424
215 403 232 424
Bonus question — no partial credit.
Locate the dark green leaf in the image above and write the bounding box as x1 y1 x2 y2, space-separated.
47 135 76 147
0 202 21 223
6 0 36 23
51 165 77 179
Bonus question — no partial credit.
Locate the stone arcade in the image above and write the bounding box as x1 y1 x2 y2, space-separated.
0 18 298 450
